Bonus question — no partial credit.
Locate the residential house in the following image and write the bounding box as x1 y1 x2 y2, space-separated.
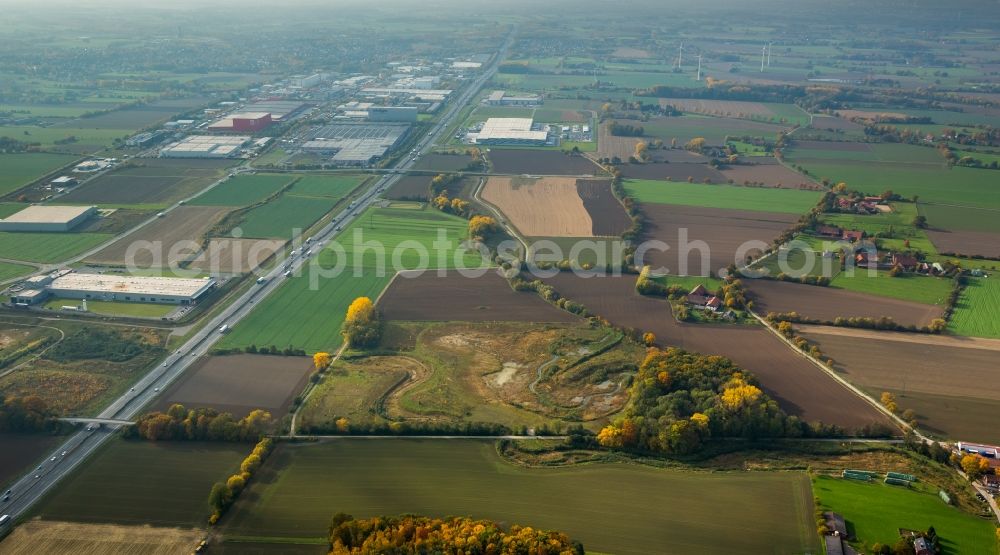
686 285 723 313
892 253 919 271
816 225 843 238
842 230 865 242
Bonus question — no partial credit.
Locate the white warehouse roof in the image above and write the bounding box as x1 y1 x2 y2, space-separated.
49 273 215 298
476 118 548 142
1 205 95 224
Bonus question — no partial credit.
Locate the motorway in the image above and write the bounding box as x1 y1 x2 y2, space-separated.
0 30 513 525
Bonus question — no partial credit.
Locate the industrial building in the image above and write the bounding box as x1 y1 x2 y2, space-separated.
360 87 452 103
485 90 542 107
301 123 409 166
472 118 550 146
0 205 97 232
243 100 307 122
160 135 251 158
368 106 418 122
8 269 216 306
50 176 78 188
208 112 273 133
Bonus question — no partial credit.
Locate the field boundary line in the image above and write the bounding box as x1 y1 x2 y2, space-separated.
472 176 528 255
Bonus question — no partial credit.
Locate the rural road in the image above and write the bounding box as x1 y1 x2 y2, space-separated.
0 30 514 527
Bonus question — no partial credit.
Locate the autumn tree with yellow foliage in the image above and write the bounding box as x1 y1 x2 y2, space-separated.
313 351 331 370
468 215 499 240
342 296 382 348
960 454 990 479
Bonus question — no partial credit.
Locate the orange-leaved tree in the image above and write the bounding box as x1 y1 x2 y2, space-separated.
313 351 331 370
342 297 381 348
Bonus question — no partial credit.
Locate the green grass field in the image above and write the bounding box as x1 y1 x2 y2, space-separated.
918 203 1000 234
288 175 366 199
324 206 487 270
0 232 111 263
812 475 997 554
624 179 823 214
0 126 129 149
40 297 176 318
831 270 953 305
822 203 937 254
33 440 246 527
217 271 392 354
237 194 338 239
0 261 35 281
221 440 819 555
190 174 294 207
948 277 1000 338
0 153 79 196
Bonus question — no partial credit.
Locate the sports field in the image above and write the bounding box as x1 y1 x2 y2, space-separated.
33 439 247 527
323 206 488 271
221 440 820 555
812 475 997 554
0 153 79 196
190 174 294 207
948 277 1000 338
217 270 392 354
624 179 822 214
0 232 111 263
830 271 952 305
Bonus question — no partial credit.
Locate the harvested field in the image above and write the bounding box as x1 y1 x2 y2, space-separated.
378 271 580 323
482 176 594 237
0 520 205 555
926 229 1000 257
576 179 631 235
59 159 231 205
86 206 230 267
660 98 778 118
639 204 798 275
186 238 285 274
720 164 819 189
798 326 1000 443
620 162 726 182
487 150 600 175
639 116 790 145
537 273 889 429
747 279 944 327
154 354 312 418
0 434 60 491
809 116 863 132
385 175 430 200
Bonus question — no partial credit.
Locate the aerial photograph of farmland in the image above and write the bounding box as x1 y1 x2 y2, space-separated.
2 0 1000 553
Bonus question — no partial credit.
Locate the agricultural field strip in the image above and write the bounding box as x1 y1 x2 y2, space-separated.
794 323 1000 352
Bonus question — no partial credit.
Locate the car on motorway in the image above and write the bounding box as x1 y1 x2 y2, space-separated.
50 456 56 462
61 451 67 456
0 514 10 526
154 387 160 392
256 276 267 284
283 270 292 277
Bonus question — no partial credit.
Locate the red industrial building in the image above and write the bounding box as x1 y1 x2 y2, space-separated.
208 112 272 133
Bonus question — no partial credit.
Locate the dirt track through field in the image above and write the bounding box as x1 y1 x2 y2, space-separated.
538 273 888 428
747 279 944 328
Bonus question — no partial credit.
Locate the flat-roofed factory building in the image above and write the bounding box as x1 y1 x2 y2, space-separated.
471 118 550 146
0 205 97 232
49 272 215 304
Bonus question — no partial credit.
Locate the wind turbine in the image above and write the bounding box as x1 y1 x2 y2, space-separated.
676 42 685 69
696 54 703 81
767 42 773 67
760 45 767 72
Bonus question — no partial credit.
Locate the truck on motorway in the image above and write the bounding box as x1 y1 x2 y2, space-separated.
218 324 230 333
0 514 10 527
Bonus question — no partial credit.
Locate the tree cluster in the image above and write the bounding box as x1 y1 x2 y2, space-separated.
608 121 644 136
597 347 811 455
125 404 272 442
342 296 382 349
0 394 61 433
468 215 499 241
47 327 154 362
327 514 583 555
208 437 273 524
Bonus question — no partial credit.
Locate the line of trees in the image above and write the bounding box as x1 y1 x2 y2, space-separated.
208 437 273 524
609 121 644 136
328 514 584 554
125 404 272 442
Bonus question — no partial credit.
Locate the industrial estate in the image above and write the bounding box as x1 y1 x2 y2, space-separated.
1 1 999 554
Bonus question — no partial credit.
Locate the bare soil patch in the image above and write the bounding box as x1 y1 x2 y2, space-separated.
926 229 1000 258
798 328 1000 442
720 164 819 189
0 520 205 555
155 354 312 418
60 159 231 205
538 273 888 429
747 279 944 327
0 434 60 490
378 271 580 323
386 175 431 201
639 204 797 275
482 176 594 237
186 238 285 274
488 150 601 175
576 179 631 236
620 162 726 182
87 206 230 267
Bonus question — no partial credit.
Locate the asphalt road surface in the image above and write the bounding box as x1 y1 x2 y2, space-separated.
0 30 513 527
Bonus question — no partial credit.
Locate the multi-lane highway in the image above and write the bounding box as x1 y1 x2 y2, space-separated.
0 30 513 526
